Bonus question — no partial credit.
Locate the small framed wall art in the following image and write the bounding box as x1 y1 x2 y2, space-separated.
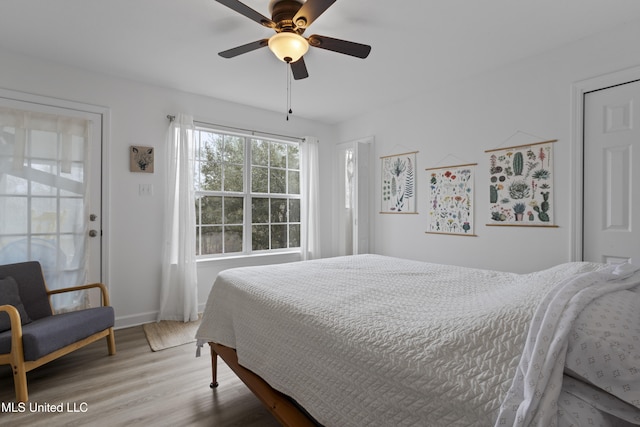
130 145 154 173
380 151 418 213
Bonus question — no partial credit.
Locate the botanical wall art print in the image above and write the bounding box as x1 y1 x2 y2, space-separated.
380 151 417 213
485 140 556 226
426 163 476 236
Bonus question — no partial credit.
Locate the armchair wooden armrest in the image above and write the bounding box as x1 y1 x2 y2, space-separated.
46 282 111 306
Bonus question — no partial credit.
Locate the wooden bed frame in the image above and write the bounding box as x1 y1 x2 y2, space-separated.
209 342 318 427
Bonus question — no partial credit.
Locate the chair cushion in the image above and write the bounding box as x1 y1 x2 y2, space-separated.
0 261 52 320
0 276 32 332
0 306 114 361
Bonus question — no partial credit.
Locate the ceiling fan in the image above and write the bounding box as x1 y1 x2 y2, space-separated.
215 0 371 80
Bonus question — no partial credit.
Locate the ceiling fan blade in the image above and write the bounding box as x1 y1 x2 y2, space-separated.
215 0 275 28
219 39 269 58
290 57 309 80
293 0 336 29
308 34 371 58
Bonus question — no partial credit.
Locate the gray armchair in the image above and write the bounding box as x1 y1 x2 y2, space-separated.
0 261 115 402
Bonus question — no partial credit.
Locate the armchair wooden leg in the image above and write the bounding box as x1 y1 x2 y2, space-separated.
13 362 28 402
106 328 116 355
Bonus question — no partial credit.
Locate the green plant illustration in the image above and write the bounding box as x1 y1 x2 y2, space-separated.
531 169 550 180
392 157 406 178
526 149 536 160
524 161 539 178
404 158 414 200
532 191 550 222
383 179 391 202
490 185 498 203
490 154 503 175
513 202 525 221
513 151 524 176
395 191 405 210
513 202 526 214
508 180 530 199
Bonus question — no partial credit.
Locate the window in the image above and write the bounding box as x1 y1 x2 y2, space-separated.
193 127 301 257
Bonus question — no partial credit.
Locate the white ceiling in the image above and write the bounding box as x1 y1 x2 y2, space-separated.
2 0 640 124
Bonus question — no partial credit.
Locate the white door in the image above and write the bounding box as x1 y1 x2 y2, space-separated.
336 143 355 255
354 140 372 254
583 79 640 264
0 95 103 310
336 138 373 256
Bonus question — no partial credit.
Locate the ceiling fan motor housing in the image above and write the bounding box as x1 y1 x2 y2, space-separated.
270 0 307 33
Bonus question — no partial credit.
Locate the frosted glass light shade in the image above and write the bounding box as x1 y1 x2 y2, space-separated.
268 32 309 63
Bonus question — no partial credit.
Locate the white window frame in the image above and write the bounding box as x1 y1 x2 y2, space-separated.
194 125 302 259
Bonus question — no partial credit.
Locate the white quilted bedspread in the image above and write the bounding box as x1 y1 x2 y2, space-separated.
195 255 606 427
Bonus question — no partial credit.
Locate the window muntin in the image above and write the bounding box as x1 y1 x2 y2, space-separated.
194 128 300 257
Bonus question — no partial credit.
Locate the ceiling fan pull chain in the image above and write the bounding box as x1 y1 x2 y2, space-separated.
286 62 293 121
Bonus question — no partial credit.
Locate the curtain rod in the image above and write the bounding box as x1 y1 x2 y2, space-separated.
166 115 305 142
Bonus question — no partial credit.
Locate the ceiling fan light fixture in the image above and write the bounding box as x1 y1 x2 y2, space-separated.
268 32 309 63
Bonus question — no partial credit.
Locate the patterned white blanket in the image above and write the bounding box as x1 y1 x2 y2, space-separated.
195 255 617 426
497 262 640 426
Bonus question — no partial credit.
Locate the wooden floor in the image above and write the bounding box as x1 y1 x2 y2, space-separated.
0 326 280 427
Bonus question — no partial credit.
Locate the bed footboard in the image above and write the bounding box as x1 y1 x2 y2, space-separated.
208 342 317 427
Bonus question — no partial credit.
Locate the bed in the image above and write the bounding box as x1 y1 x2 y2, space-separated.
195 254 640 426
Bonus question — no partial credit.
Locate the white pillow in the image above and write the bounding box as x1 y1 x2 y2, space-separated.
565 288 640 408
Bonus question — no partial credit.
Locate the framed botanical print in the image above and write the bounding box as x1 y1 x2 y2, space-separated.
380 151 417 213
485 140 556 227
426 163 476 236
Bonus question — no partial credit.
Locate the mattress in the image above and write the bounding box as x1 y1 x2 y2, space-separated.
195 254 639 426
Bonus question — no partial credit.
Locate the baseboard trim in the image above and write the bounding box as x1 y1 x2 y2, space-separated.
114 303 207 329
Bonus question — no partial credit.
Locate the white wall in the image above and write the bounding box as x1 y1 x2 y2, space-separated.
335 19 640 273
4 17 640 326
0 47 337 328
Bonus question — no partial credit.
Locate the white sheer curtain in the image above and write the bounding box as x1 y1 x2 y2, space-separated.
158 114 198 322
300 136 320 260
0 106 90 311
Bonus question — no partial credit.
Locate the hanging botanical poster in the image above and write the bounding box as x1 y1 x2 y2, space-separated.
426 164 476 236
380 151 417 213
485 140 556 226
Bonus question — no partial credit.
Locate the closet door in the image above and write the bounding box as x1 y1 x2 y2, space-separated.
583 80 640 264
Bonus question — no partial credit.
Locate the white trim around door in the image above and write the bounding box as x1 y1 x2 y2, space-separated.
570 66 640 261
